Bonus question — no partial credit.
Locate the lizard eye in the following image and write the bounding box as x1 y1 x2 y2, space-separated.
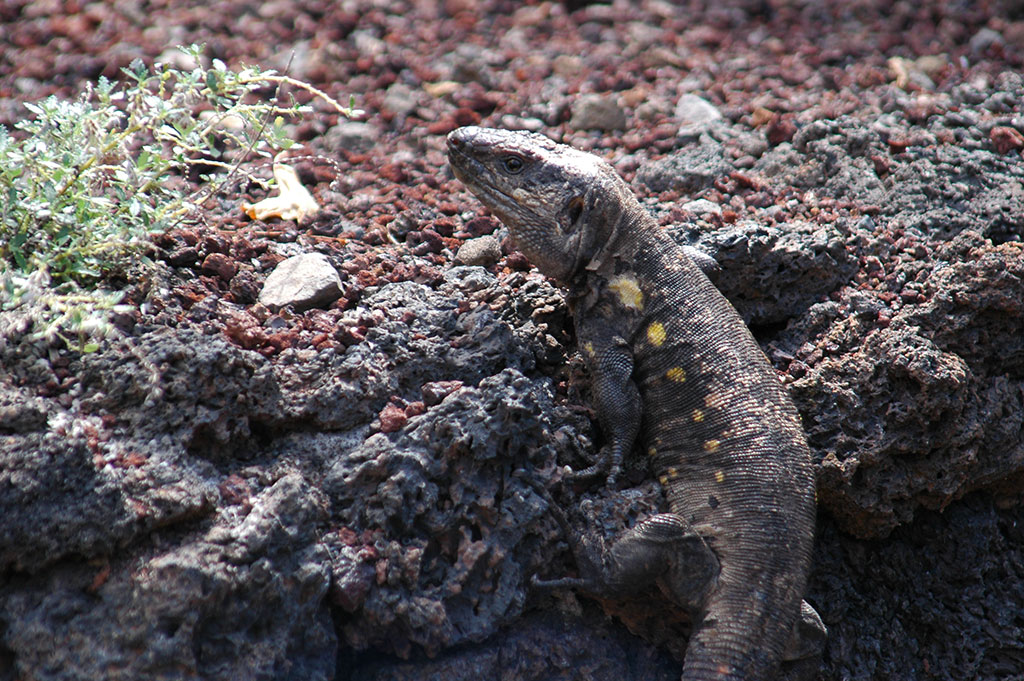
501 155 525 174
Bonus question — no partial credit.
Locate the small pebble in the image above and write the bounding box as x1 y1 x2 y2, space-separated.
454 235 502 266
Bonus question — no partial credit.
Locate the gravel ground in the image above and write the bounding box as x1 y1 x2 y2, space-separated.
2 2 1024 680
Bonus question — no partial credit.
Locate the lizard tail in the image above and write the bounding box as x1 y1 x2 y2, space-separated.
681 588 801 681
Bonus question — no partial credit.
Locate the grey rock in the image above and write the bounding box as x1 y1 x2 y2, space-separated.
669 218 855 325
636 136 730 193
0 427 214 571
0 384 48 432
350 29 386 57
447 43 496 87
970 27 1005 54
496 114 546 131
421 380 464 406
809 497 1024 681
443 264 496 292
454 235 502 266
754 117 887 205
636 98 671 122
259 252 343 311
880 143 1024 242
324 120 376 153
348 607 680 681
789 232 1024 538
568 94 627 131
77 327 279 458
2 473 334 681
382 82 419 117
1 327 281 571
324 368 580 657
674 93 722 135
728 130 769 159
262 281 538 431
552 54 584 77
680 198 722 216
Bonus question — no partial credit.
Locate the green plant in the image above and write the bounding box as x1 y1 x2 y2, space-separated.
0 43 357 351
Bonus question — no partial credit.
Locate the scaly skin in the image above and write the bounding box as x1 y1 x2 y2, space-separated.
447 126 825 681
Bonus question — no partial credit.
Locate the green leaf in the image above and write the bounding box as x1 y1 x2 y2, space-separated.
97 75 113 97
126 58 149 82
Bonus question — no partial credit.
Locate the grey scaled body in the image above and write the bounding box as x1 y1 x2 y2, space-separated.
447 126 825 681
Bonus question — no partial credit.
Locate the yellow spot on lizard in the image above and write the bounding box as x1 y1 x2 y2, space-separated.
692 408 704 422
583 341 595 356
715 470 725 483
658 474 670 486
666 467 678 479
646 322 666 347
647 446 658 457
608 275 644 311
704 439 721 453
666 367 686 382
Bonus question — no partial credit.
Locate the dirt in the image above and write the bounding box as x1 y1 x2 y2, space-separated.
2 1 1024 680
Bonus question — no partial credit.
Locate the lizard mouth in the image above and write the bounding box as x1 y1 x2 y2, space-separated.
445 137 481 186
446 135 532 221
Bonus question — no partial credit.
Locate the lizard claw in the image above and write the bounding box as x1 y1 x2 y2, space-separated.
513 468 597 592
529 530 606 596
566 464 620 489
565 445 621 489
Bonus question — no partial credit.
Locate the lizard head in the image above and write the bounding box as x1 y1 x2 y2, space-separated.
447 126 633 283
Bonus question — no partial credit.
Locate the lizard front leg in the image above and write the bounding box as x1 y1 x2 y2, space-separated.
570 331 642 488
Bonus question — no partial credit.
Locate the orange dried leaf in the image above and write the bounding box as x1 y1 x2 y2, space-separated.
242 164 319 221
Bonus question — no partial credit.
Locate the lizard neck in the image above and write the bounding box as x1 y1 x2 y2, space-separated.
581 198 651 277
567 201 651 307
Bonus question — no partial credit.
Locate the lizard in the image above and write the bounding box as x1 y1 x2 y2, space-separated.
446 126 826 681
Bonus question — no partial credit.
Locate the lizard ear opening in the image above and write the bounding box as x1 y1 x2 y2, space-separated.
566 196 585 227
